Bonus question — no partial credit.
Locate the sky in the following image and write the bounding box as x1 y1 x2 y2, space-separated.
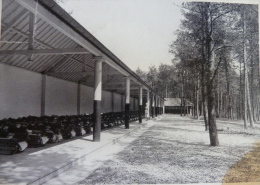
59 0 259 72
59 0 184 72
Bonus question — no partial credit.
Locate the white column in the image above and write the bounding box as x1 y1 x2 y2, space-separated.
163 99 165 114
139 86 143 106
125 77 130 128
94 59 102 101
139 86 143 123
93 57 103 142
147 90 150 118
125 77 130 104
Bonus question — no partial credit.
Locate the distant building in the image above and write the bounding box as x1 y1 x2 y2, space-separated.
164 98 193 114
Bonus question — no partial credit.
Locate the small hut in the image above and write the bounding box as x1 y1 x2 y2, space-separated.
164 98 193 114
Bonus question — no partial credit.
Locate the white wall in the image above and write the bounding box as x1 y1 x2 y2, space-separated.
0 64 138 119
45 76 77 116
80 85 94 114
113 93 122 112
101 90 112 113
0 64 42 119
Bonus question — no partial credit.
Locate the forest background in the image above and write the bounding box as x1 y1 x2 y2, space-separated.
135 2 259 146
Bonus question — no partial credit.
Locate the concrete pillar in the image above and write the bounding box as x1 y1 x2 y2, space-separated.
125 77 130 129
41 74 46 116
163 99 165 114
147 90 150 118
161 98 163 114
155 95 158 117
93 57 103 142
152 94 155 118
158 97 161 115
77 83 81 115
139 86 143 123
153 94 156 117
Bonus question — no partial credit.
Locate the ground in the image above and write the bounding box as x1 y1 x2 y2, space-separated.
78 115 260 184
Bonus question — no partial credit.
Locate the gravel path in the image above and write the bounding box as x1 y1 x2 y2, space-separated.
79 115 259 184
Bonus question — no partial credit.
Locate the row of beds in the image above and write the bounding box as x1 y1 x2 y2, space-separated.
0 111 139 155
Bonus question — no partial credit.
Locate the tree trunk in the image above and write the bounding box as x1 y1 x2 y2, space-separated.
243 6 248 128
197 77 200 120
224 58 231 119
207 79 219 146
246 69 254 127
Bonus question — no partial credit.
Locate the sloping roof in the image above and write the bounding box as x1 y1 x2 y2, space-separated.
0 0 161 99
164 98 193 106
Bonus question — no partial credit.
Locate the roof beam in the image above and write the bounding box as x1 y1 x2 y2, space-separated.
2 9 28 36
27 12 35 60
44 55 72 73
70 56 93 70
47 70 121 76
15 0 129 77
103 86 141 90
0 48 90 55
46 71 91 76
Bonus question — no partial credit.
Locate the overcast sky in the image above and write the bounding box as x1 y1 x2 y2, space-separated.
60 0 259 72
60 0 184 72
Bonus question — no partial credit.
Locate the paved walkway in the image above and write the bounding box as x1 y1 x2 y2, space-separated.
0 119 156 185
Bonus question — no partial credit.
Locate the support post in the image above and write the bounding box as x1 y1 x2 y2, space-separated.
159 98 161 115
155 96 158 117
163 99 165 114
77 83 81 115
139 86 143 123
93 57 103 142
147 90 150 118
161 98 163 114
125 77 130 129
158 97 160 115
151 94 154 118
41 74 46 116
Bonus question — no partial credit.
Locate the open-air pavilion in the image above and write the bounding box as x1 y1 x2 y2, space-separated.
0 0 165 141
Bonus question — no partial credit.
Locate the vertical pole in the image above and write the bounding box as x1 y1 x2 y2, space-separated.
152 94 155 118
93 57 102 142
151 94 154 118
157 97 159 116
155 96 158 117
147 90 150 118
41 74 46 116
158 97 162 115
158 97 160 115
125 77 130 129
77 83 81 115
161 98 163 114
163 99 165 114
139 86 143 123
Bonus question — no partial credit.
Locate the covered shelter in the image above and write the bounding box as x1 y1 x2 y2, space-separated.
0 0 164 141
164 98 193 114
